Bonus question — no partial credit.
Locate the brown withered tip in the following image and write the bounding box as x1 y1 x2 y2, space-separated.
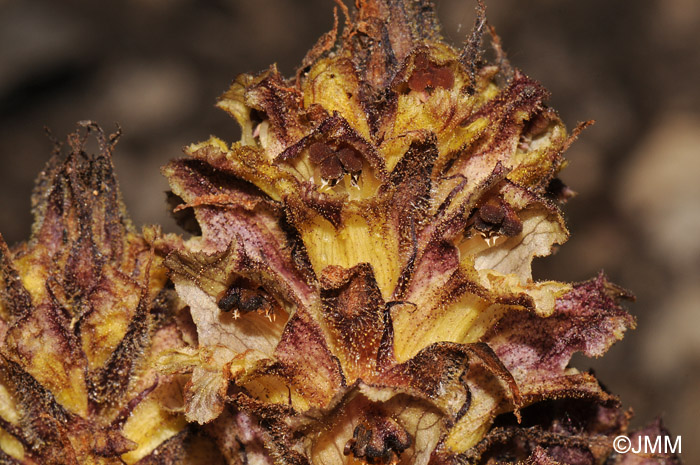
217 284 273 317
336 147 363 174
309 141 335 164
408 53 455 93
477 199 505 224
320 154 345 181
474 197 523 238
344 415 412 464
309 140 365 183
500 206 523 236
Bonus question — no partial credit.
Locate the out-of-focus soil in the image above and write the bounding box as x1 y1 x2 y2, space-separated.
1 0 698 460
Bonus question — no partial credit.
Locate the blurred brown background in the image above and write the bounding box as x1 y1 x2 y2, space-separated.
1 0 698 461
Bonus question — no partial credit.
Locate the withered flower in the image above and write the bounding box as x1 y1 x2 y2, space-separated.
0 123 216 464
0 1 682 464
159 1 679 464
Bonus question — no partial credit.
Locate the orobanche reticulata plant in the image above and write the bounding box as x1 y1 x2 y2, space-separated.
0 1 681 464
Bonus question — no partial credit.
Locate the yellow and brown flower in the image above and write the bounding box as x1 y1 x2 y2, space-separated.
159 1 646 464
0 123 217 464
